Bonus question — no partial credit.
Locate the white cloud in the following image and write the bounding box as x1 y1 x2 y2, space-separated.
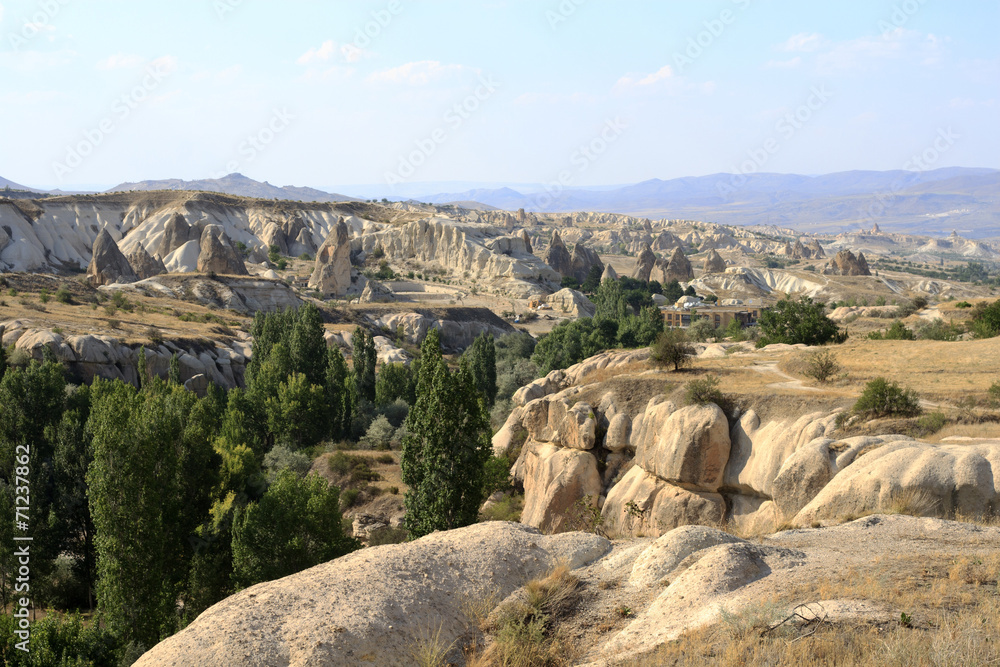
97 53 144 70
764 56 801 69
367 60 472 85
297 40 337 65
615 65 675 90
816 29 945 73
777 32 827 52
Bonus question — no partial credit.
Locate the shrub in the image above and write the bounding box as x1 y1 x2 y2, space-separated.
868 320 915 340
650 329 694 371
146 325 163 346
686 317 717 343
853 377 922 418
988 381 1000 408
361 414 395 450
684 374 724 405
955 301 972 309
367 526 409 546
970 300 1000 339
917 411 947 434
915 318 963 341
482 455 513 497
804 349 841 383
55 284 73 304
756 296 845 347
263 445 312 482
39 288 50 303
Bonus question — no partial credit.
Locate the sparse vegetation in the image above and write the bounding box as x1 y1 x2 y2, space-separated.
803 349 841 383
650 329 694 371
852 377 922 419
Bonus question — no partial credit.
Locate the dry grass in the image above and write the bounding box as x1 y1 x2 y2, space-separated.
628 546 1000 667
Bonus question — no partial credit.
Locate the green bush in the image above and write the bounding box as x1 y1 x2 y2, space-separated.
853 377 922 418
917 411 947 434
804 349 841 383
868 320 915 340
988 381 1000 408
55 285 73 304
955 301 972 309
756 297 845 347
915 318 964 341
970 300 1000 339
684 375 724 406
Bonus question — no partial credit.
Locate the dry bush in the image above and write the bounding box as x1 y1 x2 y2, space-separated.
882 488 940 517
410 623 456 667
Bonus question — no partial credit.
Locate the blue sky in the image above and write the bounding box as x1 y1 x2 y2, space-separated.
0 0 997 193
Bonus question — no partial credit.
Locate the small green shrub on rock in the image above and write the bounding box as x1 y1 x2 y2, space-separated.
853 377 922 419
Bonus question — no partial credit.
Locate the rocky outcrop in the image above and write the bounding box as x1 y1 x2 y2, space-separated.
570 243 603 284
790 239 810 259
87 230 139 286
197 227 248 275
518 442 602 533
101 275 301 315
520 229 533 254
158 212 197 258
659 247 694 283
359 279 394 303
652 231 682 252
601 264 618 283
544 231 574 278
371 310 516 352
126 244 167 279
632 244 657 282
808 240 826 258
308 219 352 297
544 288 595 317
135 522 611 667
824 249 871 276
702 249 727 274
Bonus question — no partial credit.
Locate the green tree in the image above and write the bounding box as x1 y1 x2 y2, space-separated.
231 471 357 588
136 346 148 388
325 347 354 441
375 362 415 406
289 303 328 386
352 328 377 403
593 278 629 321
465 332 497 406
756 297 845 347
650 329 694 371
662 279 684 303
87 381 215 647
853 377 922 418
580 264 603 293
168 353 181 384
401 331 492 538
970 300 1000 339
264 372 328 450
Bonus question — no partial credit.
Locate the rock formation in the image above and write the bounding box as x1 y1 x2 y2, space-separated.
652 231 682 251
126 244 167 279
824 249 871 276
544 231 574 278
158 212 196 258
808 239 826 258
703 249 727 274
309 219 352 297
520 229 533 255
544 288 596 318
791 239 811 259
196 227 248 275
632 244 657 282
600 264 618 283
87 230 139 286
570 243 603 284
659 247 695 283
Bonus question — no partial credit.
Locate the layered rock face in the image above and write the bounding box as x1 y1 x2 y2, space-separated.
87 229 139 286
371 310 516 352
308 219 351 296
1 320 251 388
544 288 596 318
496 350 1000 538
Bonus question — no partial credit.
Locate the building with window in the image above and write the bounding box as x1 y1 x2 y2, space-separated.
661 297 763 330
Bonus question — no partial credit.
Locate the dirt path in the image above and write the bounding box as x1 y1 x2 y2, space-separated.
748 361 823 393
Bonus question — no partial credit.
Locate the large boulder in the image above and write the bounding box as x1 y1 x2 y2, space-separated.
157 212 197 258
631 244 657 282
634 404 731 492
309 219 352 297
601 263 619 282
87 229 139 286
135 522 609 667
544 288 595 318
602 466 725 537
196 227 248 275
570 243 603 284
794 439 1000 524
517 441 602 533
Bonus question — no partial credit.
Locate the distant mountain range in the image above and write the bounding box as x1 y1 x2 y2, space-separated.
416 168 1000 237
107 173 355 203
0 176 43 192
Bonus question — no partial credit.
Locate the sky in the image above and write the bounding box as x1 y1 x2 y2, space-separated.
0 0 997 194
